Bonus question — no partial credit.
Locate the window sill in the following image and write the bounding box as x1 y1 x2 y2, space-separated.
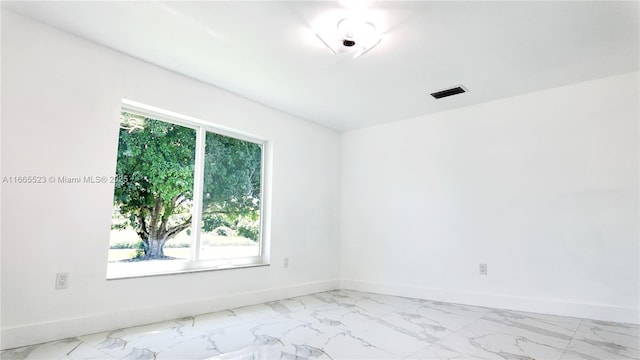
106 261 270 280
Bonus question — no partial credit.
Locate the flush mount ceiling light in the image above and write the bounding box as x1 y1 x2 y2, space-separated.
315 18 382 59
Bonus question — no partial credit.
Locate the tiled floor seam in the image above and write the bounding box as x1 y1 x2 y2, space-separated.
558 318 584 360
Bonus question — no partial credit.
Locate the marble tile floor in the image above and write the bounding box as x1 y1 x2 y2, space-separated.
2 290 639 360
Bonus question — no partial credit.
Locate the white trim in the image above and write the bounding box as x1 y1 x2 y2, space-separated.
0 279 340 350
340 279 640 325
191 126 206 261
3 278 638 350
121 99 264 145
106 259 268 280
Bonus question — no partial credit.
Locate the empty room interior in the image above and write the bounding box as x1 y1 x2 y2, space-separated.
1 1 639 359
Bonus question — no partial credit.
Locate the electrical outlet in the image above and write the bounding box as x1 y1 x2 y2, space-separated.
55 272 69 290
284 257 289 268
479 264 487 275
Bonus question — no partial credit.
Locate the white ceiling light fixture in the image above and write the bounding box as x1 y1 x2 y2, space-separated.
316 17 382 59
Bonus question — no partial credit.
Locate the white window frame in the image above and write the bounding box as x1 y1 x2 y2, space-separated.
107 99 270 279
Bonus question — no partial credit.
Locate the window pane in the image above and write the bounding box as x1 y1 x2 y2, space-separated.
109 112 196 263
199 132 262 260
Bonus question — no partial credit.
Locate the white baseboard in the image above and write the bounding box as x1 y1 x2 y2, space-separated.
340 279 640 325
0 279 339 350
4 278 638 350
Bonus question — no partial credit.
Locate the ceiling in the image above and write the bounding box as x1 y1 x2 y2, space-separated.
2 1 639 131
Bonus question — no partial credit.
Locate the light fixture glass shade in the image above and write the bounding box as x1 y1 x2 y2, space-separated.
316 18 381 59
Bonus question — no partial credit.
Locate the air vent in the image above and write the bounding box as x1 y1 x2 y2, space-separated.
431 86 467 99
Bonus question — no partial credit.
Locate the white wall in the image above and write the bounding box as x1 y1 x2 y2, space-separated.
1 11 340 349
340 72 640 324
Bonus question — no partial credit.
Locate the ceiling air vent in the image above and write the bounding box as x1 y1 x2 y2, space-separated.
430 86 467 99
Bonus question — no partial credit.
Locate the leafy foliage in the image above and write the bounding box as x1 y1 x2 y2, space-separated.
237 218 260 241
202 132 262 218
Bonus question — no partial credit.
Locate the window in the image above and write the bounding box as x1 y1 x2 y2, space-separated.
107 100 268 279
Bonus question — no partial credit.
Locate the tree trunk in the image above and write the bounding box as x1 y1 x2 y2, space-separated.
145 238 167 259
